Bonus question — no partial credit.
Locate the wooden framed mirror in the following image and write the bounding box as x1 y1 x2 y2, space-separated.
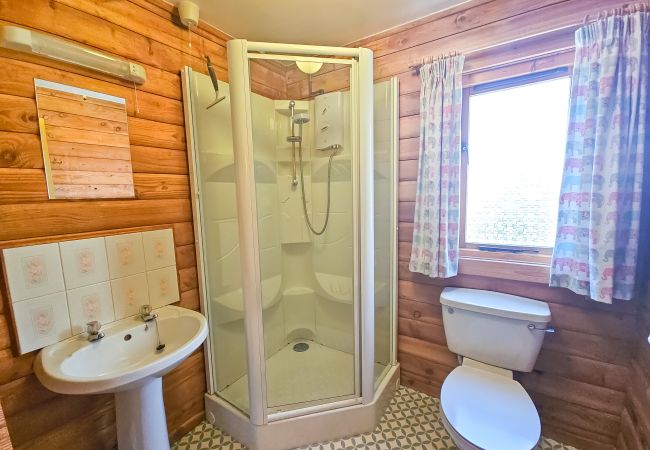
34 79 135 199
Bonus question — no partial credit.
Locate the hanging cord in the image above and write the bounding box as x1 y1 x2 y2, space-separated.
297 139 339 236
132 82 140 115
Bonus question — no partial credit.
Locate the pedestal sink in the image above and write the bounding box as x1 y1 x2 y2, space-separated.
34 306 208 450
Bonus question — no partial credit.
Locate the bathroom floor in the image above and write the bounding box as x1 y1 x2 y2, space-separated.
173 385 578 450
220 340 383 412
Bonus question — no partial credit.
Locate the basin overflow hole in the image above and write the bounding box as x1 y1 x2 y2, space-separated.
124 334 132 341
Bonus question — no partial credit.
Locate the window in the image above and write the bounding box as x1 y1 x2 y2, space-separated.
461 70 571 254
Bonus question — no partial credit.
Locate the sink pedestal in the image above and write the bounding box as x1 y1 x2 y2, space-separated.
115 377 170 450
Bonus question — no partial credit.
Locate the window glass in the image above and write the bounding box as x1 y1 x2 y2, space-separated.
465 76 571 248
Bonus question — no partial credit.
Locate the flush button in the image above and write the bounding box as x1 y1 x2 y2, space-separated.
447 307 454 314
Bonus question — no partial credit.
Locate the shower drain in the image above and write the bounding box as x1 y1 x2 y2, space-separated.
293 342 309 352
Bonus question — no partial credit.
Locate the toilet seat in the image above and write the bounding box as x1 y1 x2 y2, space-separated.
440 363 541 450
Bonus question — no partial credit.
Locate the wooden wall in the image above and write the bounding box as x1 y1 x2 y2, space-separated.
617 282 650 450
0 0 257 448
345 1 646 449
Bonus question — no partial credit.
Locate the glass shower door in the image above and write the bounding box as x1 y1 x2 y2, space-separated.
184 70 250 414
249 56 358 413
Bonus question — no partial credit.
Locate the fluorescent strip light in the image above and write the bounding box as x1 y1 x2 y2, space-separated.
0 25 147 84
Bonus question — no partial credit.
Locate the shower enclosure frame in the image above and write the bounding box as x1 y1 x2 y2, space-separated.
228 39 377 426
181 39 399 448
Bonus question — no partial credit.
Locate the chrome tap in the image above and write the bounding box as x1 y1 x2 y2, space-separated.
139 305 157 323
86 321 105 342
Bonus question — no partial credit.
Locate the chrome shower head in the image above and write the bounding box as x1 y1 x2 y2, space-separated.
292 112 310 125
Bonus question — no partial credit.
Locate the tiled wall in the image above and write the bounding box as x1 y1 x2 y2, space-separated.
2 228 178 354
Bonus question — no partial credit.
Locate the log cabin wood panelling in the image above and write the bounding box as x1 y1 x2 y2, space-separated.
617 287 650 450
349 1 648 448
0 0 255 447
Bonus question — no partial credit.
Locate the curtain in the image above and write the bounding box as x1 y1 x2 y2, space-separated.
409 55 464 278
550 7 649 303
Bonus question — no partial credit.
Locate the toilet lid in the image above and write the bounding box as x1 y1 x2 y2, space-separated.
441 365 541 450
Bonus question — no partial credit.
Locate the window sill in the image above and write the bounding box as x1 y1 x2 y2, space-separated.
458 248 551 284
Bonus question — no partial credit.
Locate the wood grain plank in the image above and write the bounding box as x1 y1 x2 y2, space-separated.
47 141 132 161
0 95 37 134
53 184 135 199
0 169 47 203
178 266 198 293
0 132 42 169
0 400 12 450
47 155 132 173
36 93 127 123
39 110 127 135
132 173 190 200
398 298 443 326
0 199 192 241
127 117 186 151
399 115 419 140
519 372 625 416
51 170 133 185
399 92 419 118
36 86 125 110
130 146 188 175
534 349 630 392
44 125 130 148
175 244 197 270
178 288 200 311
398 317 447 346
400 369 442 398
399 138 419 161
531 392 621 439
172 222 195 247
398 352 453 385
399 335 458 368
399 160 418 181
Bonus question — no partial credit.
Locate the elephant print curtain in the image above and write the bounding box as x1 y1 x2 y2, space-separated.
409 54 464 278
550 6 649 303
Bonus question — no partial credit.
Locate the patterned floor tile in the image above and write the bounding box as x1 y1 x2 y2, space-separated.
173 386 579 450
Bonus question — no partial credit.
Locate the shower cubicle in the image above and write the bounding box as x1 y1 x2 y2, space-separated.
182 40 398 449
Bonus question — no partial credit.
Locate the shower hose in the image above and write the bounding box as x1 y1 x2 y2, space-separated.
295 141 339 236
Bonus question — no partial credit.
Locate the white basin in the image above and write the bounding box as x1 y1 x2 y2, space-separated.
35 306 208 450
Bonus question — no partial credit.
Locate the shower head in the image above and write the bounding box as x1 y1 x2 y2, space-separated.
292 113 310 125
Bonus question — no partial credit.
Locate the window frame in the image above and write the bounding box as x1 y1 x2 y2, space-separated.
457 66 572 281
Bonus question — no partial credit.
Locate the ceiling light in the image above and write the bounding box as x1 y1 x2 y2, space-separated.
296 61 323 75
0 25 147 84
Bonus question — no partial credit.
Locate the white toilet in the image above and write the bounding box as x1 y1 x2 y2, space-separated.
439 287 553 450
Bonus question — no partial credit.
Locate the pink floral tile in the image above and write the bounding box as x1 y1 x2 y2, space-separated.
3 243 65 302
60 237 110 289
12 292 71 354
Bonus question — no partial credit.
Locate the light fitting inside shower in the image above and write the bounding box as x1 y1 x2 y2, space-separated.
296 61 323 74
295 60 325 98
